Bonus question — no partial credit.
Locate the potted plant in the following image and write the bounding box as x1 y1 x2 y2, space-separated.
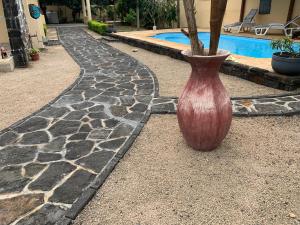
29 48 40 61
177 0 232 151
271 38 300 76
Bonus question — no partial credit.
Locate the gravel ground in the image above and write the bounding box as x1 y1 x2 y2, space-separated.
0 45 79 130
108 42 287 97
75 115 300 225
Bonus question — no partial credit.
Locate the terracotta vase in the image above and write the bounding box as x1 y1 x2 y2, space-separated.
177 49 232 151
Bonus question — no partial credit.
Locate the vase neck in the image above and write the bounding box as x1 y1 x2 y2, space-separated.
189 56 226 77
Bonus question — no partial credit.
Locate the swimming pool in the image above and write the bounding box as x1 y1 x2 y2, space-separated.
151 32 280 58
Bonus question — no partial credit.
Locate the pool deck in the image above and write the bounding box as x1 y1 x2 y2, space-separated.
113 28 293 72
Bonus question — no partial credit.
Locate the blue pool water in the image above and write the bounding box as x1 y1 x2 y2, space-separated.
152 32 295 58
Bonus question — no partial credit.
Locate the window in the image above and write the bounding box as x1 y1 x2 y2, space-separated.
259 0 272 14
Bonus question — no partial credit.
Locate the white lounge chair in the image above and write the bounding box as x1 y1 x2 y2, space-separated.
223 9 258 33
254 15 300 36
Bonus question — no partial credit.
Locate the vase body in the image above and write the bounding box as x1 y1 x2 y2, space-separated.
177 50 232 151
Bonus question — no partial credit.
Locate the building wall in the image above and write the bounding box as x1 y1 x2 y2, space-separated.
23 0 46 49
0 0 9 44
180 0 299 29
0 0 46 49
292 0 300 19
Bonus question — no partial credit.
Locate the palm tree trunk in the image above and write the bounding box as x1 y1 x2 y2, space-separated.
182 0 203 55
177 0 180 28
209 0 228 55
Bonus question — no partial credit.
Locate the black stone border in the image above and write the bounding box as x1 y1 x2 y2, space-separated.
108 33 300 91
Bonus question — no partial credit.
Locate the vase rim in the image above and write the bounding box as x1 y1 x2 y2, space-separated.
181 49 230 59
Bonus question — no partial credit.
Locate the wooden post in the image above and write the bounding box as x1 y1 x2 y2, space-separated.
136 0 140 30
177 0 180 28
239 0 246 22
209 0 228 55
287 0 295 23
182 0 203 55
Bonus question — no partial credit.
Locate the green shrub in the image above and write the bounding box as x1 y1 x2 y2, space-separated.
88 20 108 35
124 9 136 26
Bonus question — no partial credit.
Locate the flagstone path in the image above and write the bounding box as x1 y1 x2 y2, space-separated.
0 26 300 225
0 27 156 225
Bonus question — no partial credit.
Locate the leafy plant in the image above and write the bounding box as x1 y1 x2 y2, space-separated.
271 38 300 57
124 9 136 25
28 48 39 56
88 20 108 34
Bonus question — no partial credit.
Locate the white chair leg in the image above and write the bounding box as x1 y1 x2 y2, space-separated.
262 28 269 35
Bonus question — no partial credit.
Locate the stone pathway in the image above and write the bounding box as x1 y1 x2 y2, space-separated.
1 26 300 225
151 94 300 116
0 27 156 225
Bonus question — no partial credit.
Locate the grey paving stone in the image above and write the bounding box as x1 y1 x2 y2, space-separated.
110 105 128 117
64 111 86 120
103 118 120 128
88 112 110 119
20 131 49 145
88 105 105 112
49 120 81 137
0 146 37 167
52 94 84 107
135 95 152 104
24 163 47 177
37 153 62 162
76 150 115 173
69 132 88 140
14 117 49 133
124 111 145 121
99 137 126 150
15 204 65 225
90 119 103 129
49 170 96 204
38 107 70 118
289 101 300 110
130 103 148 112
65 140 94 160
91 95 120 104
29 162 75 191
71 102 94 110
0 166 30 194
79 124 92 133
0 131 18 146
120 96 135 106
109 123 134 139
42 137 66 153
88 129 111 139
254 104 286 113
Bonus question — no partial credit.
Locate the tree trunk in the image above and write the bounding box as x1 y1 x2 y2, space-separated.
182 0 203 55
209 0 228 55
136 0 140 30
177 0 180 28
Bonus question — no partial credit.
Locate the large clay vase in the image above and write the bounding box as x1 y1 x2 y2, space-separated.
177 49 232 151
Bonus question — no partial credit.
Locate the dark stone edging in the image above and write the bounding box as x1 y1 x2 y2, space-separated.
108 33 300 91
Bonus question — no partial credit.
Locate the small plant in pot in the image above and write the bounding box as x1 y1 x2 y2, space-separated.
271 38 300 76
177 0 232 151
29 48 40 61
